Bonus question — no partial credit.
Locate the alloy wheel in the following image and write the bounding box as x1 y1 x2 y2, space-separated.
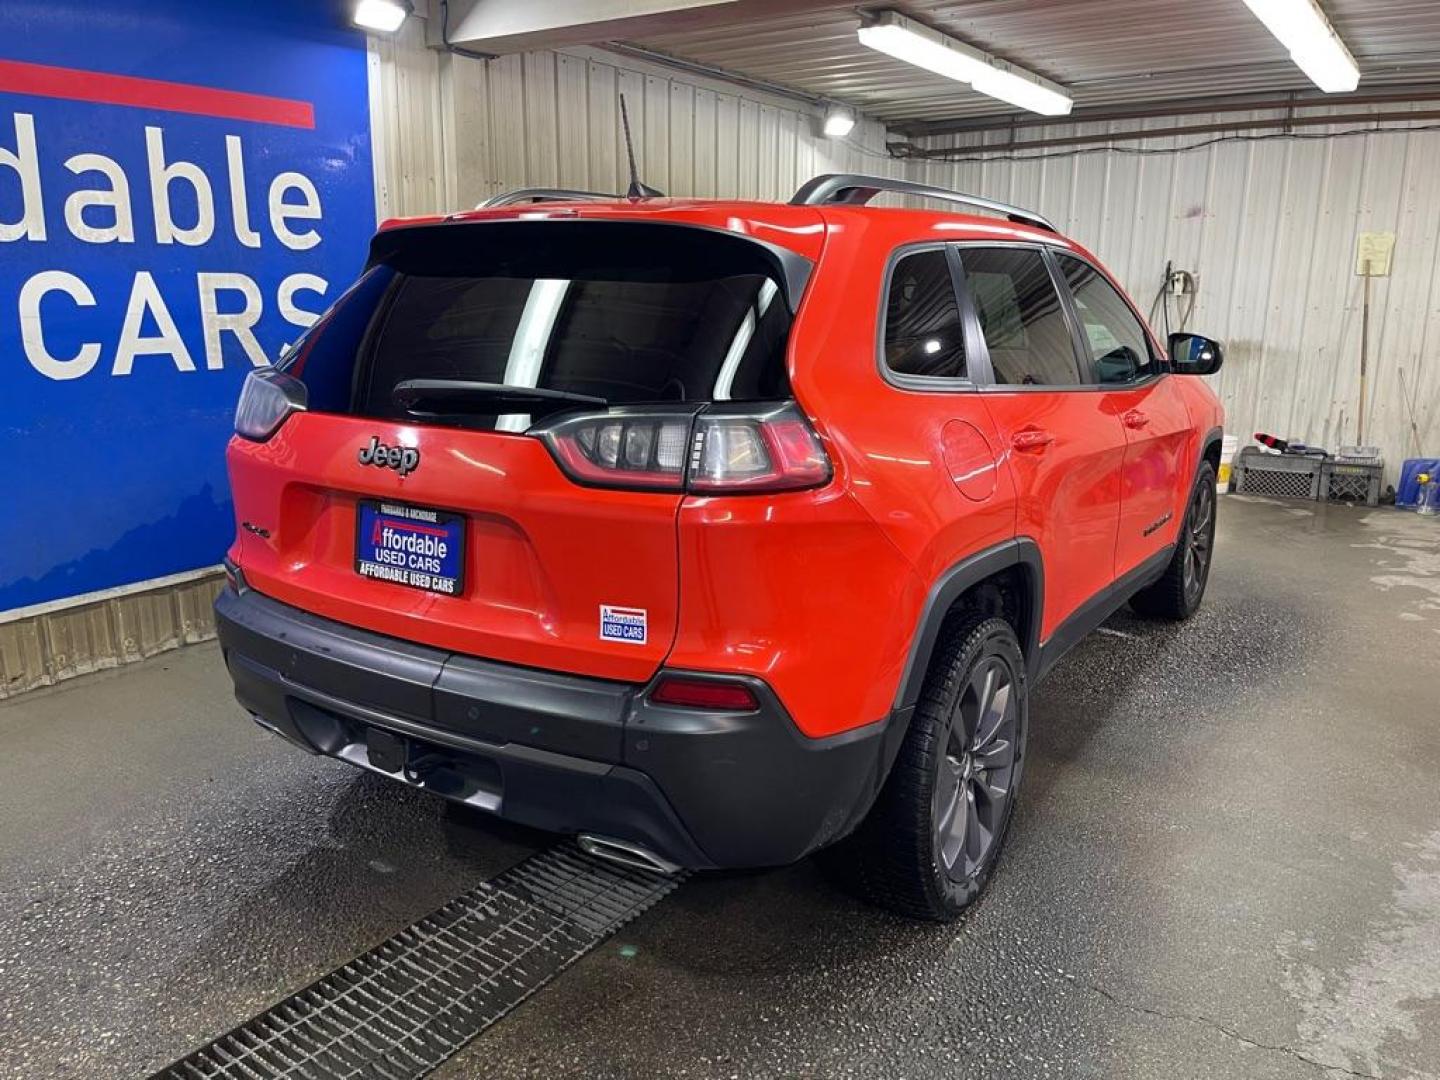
1183 481 1215 604
933 655 1020 881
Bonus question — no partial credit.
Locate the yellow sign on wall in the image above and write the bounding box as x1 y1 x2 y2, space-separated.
1356 231 1396 276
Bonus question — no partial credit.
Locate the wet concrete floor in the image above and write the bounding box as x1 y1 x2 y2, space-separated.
2 495 1437 1079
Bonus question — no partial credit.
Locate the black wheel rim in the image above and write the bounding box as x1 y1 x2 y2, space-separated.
933 655 1019 882
1183 480 1215 604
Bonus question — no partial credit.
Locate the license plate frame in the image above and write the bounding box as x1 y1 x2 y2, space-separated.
354 499 466 597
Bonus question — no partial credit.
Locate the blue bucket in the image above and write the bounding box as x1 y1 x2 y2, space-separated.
1398 458 1440 507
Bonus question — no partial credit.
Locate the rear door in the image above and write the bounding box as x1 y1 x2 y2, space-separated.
958 244 1126 641
228 220 799 683
1054 253 1194 578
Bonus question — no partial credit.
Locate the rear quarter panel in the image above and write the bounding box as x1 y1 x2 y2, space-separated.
705 210 1029 732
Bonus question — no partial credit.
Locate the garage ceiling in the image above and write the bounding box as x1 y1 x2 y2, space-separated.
622 0 1440 132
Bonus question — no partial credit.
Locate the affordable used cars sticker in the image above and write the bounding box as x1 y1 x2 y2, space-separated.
599 605 647 645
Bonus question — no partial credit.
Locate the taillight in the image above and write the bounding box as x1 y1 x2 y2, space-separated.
234 368 307 442
533 409 694 490
531 401 831 494
649 675 761 711
688 403 832 493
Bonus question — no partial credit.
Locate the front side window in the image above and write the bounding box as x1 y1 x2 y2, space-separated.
1058 255 1156 384
883 249 967 379
958 248 1079 387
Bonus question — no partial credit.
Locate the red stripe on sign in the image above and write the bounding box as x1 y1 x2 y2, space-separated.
389 522 451 538
0 59 315 129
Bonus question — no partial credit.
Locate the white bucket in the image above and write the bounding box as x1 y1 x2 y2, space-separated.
1217 434 1239 493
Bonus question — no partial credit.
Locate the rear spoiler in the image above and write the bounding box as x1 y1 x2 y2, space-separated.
365 218 815 314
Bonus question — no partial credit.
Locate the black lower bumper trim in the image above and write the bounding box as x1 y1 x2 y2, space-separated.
215 586 889 869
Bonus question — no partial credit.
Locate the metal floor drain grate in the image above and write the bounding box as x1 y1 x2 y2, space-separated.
150 844 683 1080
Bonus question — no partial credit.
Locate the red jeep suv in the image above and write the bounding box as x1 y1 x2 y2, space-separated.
216 174 1224 920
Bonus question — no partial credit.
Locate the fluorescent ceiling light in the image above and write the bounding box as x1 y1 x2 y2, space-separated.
353 0 410 33
857 11 1072 117
1242 0 1359 92
823 107 856 139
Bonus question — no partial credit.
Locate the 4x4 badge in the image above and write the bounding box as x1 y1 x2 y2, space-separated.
358 436 420 477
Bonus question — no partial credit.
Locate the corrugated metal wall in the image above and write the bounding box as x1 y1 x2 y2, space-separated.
910 110 1440 481
0 572 223 700
366 19 899 219
370 26 1436 479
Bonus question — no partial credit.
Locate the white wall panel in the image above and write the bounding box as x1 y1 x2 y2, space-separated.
367 18 896 219
368 22 1434 483
916 111 1440 481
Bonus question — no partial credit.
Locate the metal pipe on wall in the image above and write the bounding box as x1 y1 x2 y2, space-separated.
895 109 1440 158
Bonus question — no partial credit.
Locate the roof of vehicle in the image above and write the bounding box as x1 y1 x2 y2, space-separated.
377 197 1075 262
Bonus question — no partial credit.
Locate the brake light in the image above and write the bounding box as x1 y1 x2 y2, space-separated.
649 675 760 711
234 368 307 441
689 403 832 493
531 401 830 494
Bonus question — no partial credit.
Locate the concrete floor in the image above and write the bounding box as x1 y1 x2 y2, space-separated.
2 495 1437 1080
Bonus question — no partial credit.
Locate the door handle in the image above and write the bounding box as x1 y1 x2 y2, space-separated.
1122 409 1150 430
1011 428 1055 452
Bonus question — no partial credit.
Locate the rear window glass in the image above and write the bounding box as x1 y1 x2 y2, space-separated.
346 224 795 429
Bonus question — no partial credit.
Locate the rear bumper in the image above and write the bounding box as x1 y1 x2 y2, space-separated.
214 584 892 869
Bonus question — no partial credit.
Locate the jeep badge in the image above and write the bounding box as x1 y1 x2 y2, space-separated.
358 436 420 476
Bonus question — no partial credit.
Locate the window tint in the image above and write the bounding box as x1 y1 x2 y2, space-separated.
959 248 1079 386
883 249 967 379
1058 255 1156 384
357 268 789 428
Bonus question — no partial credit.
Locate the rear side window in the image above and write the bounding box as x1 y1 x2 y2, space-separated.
883 249 967 379
959 248 1080 387
1057 255 1157 384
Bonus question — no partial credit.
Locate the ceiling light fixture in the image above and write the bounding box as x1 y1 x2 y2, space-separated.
352 0 411 34
1241 0 1359 93
856 11 1072 117
823 106 856 139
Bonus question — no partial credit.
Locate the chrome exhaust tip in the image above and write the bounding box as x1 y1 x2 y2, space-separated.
577 834 683 877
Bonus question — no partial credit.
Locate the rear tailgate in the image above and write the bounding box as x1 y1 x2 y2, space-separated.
227 214 814 685
229 414 681 682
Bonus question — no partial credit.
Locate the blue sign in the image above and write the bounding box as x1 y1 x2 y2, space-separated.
355 502 466 597
0 0 373 610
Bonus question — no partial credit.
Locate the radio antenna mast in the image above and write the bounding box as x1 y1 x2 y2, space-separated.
620 94 664 200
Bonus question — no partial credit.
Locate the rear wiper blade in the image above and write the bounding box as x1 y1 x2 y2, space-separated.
392 379 608 416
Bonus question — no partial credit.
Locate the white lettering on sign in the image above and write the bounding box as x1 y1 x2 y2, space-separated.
278 272 327 329
198 272 266 369
63 153 134 243
19 271 100 380
269 171 321 251
226 135 261 250
115 270 195 375
146 125 215 246
1 111 333 380
0 112 45 242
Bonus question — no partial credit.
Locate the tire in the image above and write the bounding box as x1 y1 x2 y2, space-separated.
826 613 1028 921
1129 460 1217 620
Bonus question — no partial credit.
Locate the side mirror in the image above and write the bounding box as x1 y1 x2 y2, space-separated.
1168 332 1223 376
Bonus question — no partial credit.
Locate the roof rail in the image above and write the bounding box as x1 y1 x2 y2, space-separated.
790 173 1055 233
477 188 619 208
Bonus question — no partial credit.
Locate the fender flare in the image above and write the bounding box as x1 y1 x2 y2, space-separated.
1200 425 1224 470
869 539 1044 797
893 537 1044 713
